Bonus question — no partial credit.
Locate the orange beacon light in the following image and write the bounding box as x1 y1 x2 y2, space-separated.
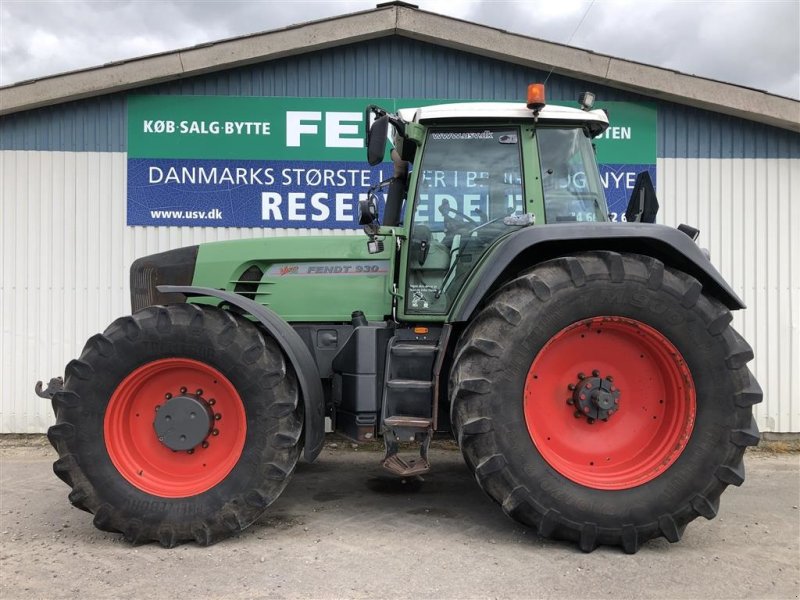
527 83 546 112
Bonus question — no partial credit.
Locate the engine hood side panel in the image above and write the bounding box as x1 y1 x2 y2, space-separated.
190 235 394 322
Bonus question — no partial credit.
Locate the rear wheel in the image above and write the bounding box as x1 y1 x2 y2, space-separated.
47 304 303 547
450 251 761 553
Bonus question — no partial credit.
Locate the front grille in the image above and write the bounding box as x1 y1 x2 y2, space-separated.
129 245 199 312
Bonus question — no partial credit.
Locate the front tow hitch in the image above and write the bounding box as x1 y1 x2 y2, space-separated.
35 377 64 399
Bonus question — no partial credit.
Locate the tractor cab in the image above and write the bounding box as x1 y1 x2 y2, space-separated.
361 85 611 315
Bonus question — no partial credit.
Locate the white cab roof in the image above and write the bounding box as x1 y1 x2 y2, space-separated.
397 102 609 132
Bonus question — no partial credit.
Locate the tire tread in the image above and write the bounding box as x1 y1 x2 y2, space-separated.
48 304 303 547
450 251 762 553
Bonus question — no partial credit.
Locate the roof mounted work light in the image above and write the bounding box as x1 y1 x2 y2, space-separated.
579 91 596 111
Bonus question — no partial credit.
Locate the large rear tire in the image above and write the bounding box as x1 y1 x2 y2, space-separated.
450 251 761 553
47 304 303 547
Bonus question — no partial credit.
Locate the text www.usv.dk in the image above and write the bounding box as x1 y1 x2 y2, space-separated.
149 209 223 220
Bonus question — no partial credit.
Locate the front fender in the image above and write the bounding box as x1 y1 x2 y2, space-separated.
449 223 745 323
158 285 325 462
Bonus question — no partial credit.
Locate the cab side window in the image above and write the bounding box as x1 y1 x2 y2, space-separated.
407 128 523 313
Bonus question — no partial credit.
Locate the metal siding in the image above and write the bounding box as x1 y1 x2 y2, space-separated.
658 157 800 433
1 34 799 432
0 96 128 153
0 150 361 432
2 37 797 157
2 149 798 432
657 103 800 159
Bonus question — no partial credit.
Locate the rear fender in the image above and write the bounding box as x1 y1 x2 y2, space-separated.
450 223 745 323
158 285 325 462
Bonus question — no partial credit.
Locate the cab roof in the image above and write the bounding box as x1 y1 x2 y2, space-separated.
397 102 609 135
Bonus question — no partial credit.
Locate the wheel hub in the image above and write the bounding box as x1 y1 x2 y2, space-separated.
153 393 215 451
568 370 620 424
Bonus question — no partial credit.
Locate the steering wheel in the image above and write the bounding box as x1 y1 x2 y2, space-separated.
439 204 480 225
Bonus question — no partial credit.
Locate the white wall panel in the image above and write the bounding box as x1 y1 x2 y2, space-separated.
2 151 798 433
659 157 800 433
0 150 361 433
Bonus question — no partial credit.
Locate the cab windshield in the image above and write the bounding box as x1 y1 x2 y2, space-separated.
406 127 524 314
537 127 608 223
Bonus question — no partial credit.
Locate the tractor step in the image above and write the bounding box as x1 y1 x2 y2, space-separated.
386 379 433 390
381 418 433 477
382 450 431 477
384 416 432 428
390 343 437 357
380 334 439 477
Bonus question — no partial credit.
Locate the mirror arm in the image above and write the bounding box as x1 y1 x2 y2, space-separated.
387 115 406 137
366 106 406 135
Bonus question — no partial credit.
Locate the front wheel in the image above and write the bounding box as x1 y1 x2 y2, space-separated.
450 252 761 553
47 304 303 547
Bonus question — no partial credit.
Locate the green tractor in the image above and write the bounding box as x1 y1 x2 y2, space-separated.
39 85 761 553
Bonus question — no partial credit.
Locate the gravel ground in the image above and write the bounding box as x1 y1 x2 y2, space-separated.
0 438 798 600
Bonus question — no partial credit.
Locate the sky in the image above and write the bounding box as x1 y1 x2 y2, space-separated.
0 0 798 99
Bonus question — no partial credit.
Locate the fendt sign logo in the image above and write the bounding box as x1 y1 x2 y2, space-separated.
126 96 656 228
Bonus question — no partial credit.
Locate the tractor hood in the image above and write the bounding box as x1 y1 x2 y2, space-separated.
131 235 394 322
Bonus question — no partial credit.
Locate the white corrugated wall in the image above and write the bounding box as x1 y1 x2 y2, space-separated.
660 157 800 433
0 150 361 433
1 150 799 432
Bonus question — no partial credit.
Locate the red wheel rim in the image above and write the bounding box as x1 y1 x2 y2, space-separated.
524 317 696 490
104 358 246 498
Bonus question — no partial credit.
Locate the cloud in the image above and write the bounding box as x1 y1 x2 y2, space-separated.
0 0 797 99
457 0 799 98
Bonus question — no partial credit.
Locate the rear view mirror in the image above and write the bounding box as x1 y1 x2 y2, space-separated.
359 193 383 254
625 171 659 223
358 194 378 226
366 115 389 166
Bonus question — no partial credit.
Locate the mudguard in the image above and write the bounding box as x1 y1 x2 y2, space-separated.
450 222 745 323
158 285 325 462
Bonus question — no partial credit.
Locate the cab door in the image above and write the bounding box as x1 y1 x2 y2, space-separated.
396 124 534 321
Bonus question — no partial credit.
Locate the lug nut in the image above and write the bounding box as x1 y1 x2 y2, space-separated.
202 441 209 449
566 398 575 405
587 418 595 424
208 399 216 406
180 387 187 394
196 389 203 397
577 372 586 380
165 393 172 400
187 449 194 454
574 411 582 419
606 375 614 382
212 429 219 436
214 413 222 420
155 405 160 412
592 370 600 377
568 383 576 391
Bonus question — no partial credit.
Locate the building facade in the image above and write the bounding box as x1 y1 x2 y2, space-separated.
1 4 798 433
